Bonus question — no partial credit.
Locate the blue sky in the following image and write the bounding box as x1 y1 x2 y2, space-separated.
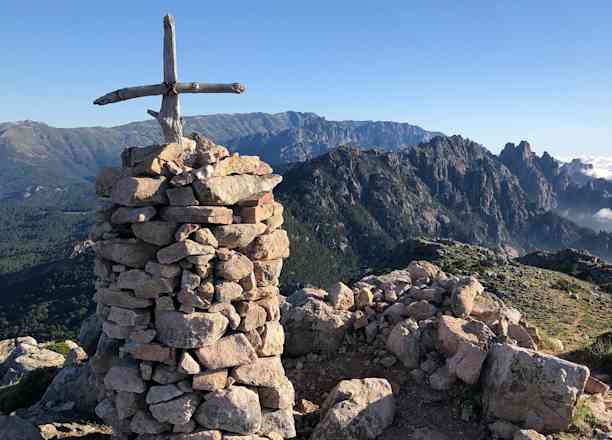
1 1 611 157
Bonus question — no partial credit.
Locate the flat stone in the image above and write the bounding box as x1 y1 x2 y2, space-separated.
146 261 182 278
104 363 146 393
160 206 233 224
193 369 228 391
243 230 289 260
240 204 275 224
167 186 199 206
107 307 150 327
155 311 229 348
121 342 173 362
132 222 178 246
195 334 257 369
112 176 168 206
209 154 273 177
95 288 153 309
193 174 282 206
194 386 262 434
236 302 267 332
94 239 159 268
146 384 184 404
231 356 286 387
111 206 157 224
153 365 188 385
213 224 267 248
117 269 151 290
157 240 216 264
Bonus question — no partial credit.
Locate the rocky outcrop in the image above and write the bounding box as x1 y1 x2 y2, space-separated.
89 135 295 438
311 378 395 440
482 343 589 433
0 415 43 440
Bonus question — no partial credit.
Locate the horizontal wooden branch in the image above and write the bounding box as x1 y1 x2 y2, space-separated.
93 82 246 105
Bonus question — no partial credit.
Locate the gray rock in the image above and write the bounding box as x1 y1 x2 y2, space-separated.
213 223 267 248
130 409 169 434
157 240 216 264
160 206 233 224
104 363 146 393
149 393 201 425
260 407 296 438
155 311 229 349
195 334 258 369
146 384 184 404
132 221 178 246
311 378 395 440
0 342 65 386
193 174 282 205
328 282 355 311
167 186 199 206
94 239 159 268
231 356 286 387
385 319 421 369
111 176 168 206
194 386 262 434
281 298 352 357
482 343 589 433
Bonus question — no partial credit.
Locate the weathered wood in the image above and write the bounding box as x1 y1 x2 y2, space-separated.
94 82 245 106
156 15 183 144
93 14 245 146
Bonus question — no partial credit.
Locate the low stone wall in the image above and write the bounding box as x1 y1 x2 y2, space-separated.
90 135 295 439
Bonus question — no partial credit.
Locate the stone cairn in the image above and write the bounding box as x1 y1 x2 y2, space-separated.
90 135 296 439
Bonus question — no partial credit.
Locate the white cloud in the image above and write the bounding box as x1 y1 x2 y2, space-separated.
576 157 612 180
594 208 612 222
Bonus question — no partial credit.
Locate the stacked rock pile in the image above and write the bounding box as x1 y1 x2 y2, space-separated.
89 135 295 439
283 261 608 437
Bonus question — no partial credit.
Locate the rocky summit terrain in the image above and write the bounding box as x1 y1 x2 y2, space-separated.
1 237 611 440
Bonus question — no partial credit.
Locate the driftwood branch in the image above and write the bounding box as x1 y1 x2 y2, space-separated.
93 82 245 105
157 14 183 144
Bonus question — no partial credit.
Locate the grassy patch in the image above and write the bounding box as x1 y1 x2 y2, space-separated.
44 341 72 357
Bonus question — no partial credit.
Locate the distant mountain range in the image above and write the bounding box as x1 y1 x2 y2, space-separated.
0 111 441 196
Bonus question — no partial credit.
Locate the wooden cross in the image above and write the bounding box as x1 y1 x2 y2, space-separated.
94 15 245 144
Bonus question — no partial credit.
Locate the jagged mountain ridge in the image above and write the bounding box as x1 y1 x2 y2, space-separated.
277 137 612 264
0 112 441 196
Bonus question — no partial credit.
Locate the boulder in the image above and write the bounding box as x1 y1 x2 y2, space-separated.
311 378 395 440
407 260 440 283
281 298 352 357
194 386 262 434
209 154 272 177
193 174 282 205
193 369 228 391
386 319 421 369
155 311 229 348
104 363 146 393
482 343 589 433
167 186 199 206
111 176 168 206
0 342 65 386
585 376 610 395
328 282 355 311
405 300 437 321
451 276 484 318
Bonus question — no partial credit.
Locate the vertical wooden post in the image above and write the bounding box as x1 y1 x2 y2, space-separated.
148 15 184 144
